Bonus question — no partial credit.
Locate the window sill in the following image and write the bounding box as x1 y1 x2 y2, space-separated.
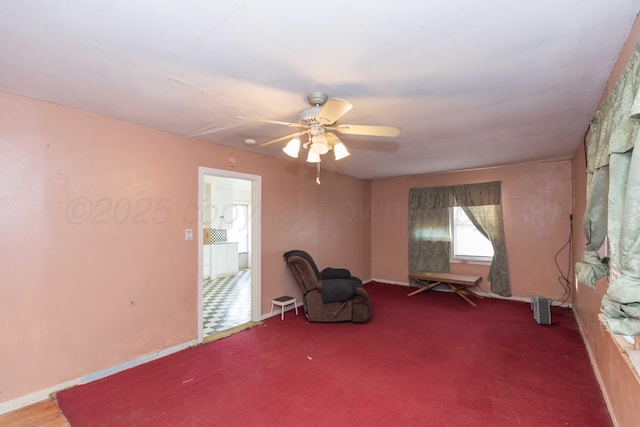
450 258 492 266
599 314 640 382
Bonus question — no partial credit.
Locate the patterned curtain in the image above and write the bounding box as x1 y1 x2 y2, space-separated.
408 187 452 273
574 165 609 287
408 181 510 296
577 40 640 335
463 205 511 297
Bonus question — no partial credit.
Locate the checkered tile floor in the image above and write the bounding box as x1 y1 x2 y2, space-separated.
203 269 252 336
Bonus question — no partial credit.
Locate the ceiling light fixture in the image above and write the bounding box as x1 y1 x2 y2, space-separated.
238 92 401 184
333 141 350 160
310 133 329 155
306 150 321 163
282 137 300 158
278 132 351 185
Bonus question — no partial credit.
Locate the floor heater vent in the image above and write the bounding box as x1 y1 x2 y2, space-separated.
531 296 551 325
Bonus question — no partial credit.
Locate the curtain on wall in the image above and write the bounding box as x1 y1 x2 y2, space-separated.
463 205 510 297
577 40 640 335
408 181 511 296
408 187 452 273
574 147 610 288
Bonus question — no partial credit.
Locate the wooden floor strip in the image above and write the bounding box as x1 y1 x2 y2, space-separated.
0 399 69 427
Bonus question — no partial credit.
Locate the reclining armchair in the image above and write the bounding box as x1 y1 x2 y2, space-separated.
283 250 371 323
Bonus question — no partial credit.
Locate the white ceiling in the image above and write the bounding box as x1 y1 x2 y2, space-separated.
1 1 638 179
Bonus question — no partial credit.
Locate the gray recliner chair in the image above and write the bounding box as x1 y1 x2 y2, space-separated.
283 250 371 323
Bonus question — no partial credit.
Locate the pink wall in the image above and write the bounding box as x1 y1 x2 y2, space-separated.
4 13 639 413
371 161 573 300
571 14 640 427
0 90 371 403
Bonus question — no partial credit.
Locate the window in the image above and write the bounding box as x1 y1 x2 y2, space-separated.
450 206 493 262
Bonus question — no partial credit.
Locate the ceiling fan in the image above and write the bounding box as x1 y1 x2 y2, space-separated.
236 92 401 169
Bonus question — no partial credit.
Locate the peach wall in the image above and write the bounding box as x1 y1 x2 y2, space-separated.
571 14 640 427
0 90 371 403
371 161 573 300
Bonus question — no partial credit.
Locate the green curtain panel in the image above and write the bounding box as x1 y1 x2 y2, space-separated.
575 166 610 288
463 205 511 297
408 190 451 273
578 40 640 335
602 150 640 335
408 181 510 296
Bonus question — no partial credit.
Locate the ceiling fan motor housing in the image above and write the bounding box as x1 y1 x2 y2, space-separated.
298 92 329 125
307 92 328 106
298 106 323 125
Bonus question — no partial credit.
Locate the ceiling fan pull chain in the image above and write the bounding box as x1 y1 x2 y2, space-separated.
316 163 321 185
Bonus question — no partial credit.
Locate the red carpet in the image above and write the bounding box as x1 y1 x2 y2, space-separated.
56 283 611 426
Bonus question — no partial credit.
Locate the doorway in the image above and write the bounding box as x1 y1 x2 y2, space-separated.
198 167 261 342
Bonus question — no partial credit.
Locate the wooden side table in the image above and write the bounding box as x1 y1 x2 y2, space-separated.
271 296 299 320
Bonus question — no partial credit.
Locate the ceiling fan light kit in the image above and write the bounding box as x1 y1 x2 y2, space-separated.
282 137 300 158
306 150 321 163
310 133 329 155
238 92 400 183
333 141 350 160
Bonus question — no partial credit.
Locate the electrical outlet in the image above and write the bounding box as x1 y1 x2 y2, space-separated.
184 229 193 241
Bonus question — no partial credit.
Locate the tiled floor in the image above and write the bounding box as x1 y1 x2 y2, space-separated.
203 269 252 336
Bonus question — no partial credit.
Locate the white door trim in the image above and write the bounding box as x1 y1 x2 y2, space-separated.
197 167 261 343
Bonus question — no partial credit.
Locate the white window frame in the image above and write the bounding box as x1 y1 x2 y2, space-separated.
449 206 493 264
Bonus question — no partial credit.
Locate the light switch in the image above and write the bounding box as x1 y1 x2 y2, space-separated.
184 229 193 241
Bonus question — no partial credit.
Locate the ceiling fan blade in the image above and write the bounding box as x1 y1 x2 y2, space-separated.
260 131 306 147
333 124 401 137
236 116 303 128
316 98 353 125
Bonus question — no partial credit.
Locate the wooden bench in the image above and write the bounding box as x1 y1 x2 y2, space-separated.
408 271 483 306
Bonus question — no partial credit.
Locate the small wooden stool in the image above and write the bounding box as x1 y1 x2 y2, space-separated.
271 296 298 320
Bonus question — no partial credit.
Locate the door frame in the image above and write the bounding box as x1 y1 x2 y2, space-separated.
197 167 261 343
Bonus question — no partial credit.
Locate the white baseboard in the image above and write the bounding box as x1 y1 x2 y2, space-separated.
80 339 199 384
0 338 199 416
368 278 410 286
368 279 572 308
0 377 80 415
262 302 300 320
472 290 572 308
